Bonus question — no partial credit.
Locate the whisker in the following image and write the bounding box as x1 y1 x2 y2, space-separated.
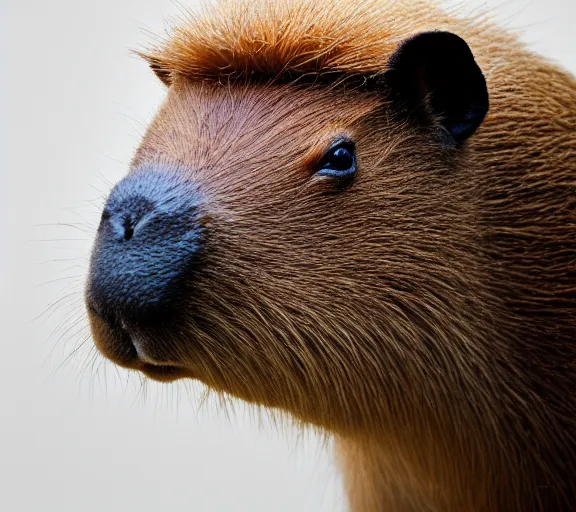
38 256 89 265
30 223 93 234
30 287 82 324
36 275 83 288
48 335 91 381
32 239 89 245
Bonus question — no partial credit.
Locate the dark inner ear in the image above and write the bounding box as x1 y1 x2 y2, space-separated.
385 31 489 144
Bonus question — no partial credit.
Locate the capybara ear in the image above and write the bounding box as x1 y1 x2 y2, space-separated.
386 31 489 144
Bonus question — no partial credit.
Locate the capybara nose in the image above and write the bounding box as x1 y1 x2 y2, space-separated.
86 167 205 325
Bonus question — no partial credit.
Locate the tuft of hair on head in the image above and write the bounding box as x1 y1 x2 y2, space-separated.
136 0 475 87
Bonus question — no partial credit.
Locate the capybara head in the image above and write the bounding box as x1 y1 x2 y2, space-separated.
85 0 573 450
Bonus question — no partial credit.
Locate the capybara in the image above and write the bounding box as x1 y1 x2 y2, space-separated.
84 0 576 510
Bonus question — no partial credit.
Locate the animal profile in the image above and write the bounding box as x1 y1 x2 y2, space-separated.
85 1 576 510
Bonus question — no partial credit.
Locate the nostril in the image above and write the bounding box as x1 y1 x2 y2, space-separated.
123 216 136 241
124 226 134 241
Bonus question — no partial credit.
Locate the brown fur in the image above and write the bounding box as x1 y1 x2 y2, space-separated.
88 1 576 510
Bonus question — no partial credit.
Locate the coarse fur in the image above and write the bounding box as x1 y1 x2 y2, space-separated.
87 1 576 511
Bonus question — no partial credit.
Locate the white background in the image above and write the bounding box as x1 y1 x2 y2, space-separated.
2 1 575 510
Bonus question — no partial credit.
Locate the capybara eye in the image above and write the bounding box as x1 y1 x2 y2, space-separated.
318 140 357 178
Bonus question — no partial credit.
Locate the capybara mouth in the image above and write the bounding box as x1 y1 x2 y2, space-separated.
86 304 191 383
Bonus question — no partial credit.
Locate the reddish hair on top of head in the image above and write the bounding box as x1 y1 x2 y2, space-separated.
139 0 507 85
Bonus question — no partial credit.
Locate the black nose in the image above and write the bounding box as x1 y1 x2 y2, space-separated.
87 167 205 324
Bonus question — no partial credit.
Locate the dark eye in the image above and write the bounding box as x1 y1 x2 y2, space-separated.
317 141 357 178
